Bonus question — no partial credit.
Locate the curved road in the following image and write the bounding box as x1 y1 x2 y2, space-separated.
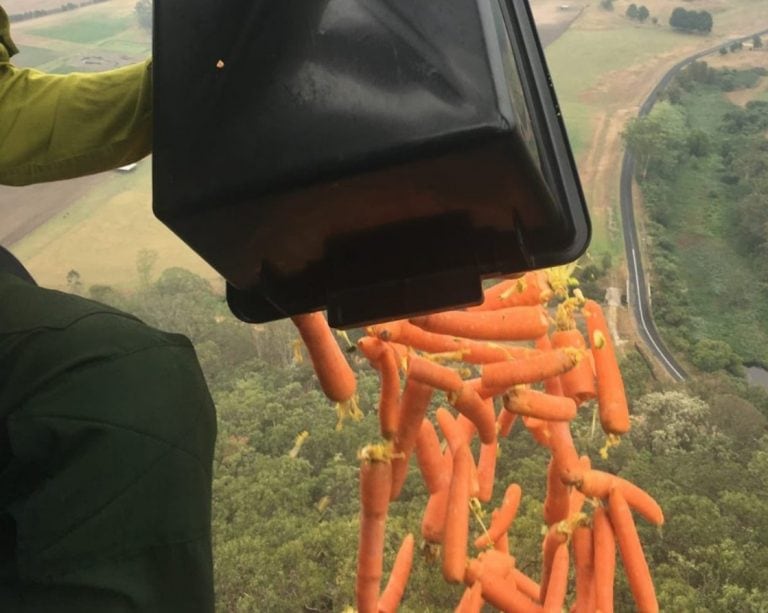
620 27 768 382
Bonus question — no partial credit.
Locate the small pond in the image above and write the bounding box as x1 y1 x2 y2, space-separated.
746 366 768 391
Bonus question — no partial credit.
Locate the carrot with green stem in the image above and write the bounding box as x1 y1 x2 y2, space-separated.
482 348 580 389
292 312 359 425
608 489 658 613
377 533 415 613
569 456 592 518
566 469 664 526
552 328 597 405
504 387 578 422
369 320 533 364
411 305 549 341
469 272 552 311
474 483 522 549
443 444 473 583
583 300 630 435
356 445 392 613
593 505 616 613
539 520 573 603
390 378 434 500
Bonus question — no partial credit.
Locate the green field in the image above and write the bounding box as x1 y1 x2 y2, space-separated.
31 14 132 44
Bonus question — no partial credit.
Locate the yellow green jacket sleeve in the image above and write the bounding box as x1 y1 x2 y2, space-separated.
0 6 152 186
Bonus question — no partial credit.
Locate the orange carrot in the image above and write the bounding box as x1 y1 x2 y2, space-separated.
552 329 597 405
503 387 578 421
478 549 516 579
378 345 401 439
477 436 498 503
593 506 616 613
356 446 392 613
415 419 448 494
492 519 509 555
474 484 522 549
482 348 579 389
422 482 450 543
455 581 484 613
407 355 464 392
390 379 434 500
292 312 356 403
569 470 664 526
572 525 596 613
583 300 630 435
469 272 551 311
357 336 388 365
443 444 473 583
548 421 580 479
542 542 569 612
456 413 478 442
369 320 532 364
511 569 542 603
608 489 658 613
481 576 545 613
437 407 465 454
377 533 415 613
523 416 553 447
411 306 549 341
539 523 569 603
543 456 570 526
497 406 518 437
569 457 592 518
535 335 565 396
467 376 509 400
449 386 497 445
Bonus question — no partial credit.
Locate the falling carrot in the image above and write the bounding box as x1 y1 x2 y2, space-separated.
422 481 450 543
511 569 542 603
357 336 388 365
548 421 580 479
568 469 664 526
411 306 549 341
572 525 596 613
535 335 565 396
356 445 392 613
523 415 553 447
292 311 356 403
477 436 498 503
482 576 545 613
390 379 434 500
593 506 616 613
415 419 447 495
583 300 630 435
369 320 532 364
552 328 597 405
377 533 415 613
443 444 473 583
378 345 401 439
569 456 592 518
608 489 658 613
469 272 551 311
407 355 464 392
448 386 497 444
543 456 570 526
455 581 483 613
482 348 579 389
539 522 569 603
497 405 518 437
542 542 569 612
503 387 578 422
474 484 522 549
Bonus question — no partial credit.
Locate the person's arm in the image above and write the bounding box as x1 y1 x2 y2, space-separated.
0 16 152 186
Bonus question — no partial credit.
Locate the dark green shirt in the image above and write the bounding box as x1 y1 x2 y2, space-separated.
0 5 152 185
0 273 217 611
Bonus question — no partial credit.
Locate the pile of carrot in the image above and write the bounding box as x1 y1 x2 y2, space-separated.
292 270 663 613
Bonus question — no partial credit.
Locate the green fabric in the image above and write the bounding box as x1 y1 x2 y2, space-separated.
0 9 152 186
0 273 217 612
0 5 18 57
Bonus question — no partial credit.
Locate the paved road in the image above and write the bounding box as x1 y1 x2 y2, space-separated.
620 27 768 382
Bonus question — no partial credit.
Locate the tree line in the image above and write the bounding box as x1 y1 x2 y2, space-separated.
8 0 109 23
